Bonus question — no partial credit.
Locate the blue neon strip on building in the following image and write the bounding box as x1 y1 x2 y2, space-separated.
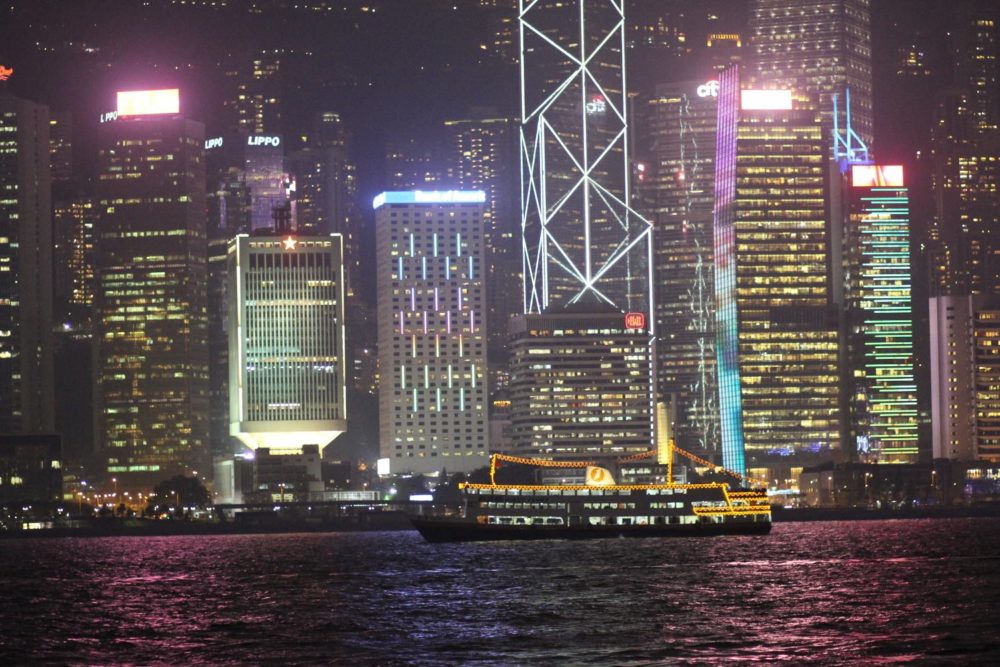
712 65 747 477
372 190 486 209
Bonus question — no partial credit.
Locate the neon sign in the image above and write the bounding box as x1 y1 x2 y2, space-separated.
852 164 904 188
282 236 297 250
740 89 793 111
697 80 719 98
116 89 180 117
373 190 487 209
0 66 13 81
247 135 281 147
99 110 119 123
624 312 646 330
205 137 224 150
585 96 606 114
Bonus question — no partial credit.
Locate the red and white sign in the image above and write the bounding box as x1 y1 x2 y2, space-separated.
116 89 180 117
624 312 646 330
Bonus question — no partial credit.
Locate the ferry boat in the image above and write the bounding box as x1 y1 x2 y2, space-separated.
411 449 771 542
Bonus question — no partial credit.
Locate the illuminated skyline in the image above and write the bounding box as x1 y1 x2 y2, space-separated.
0 0 997 499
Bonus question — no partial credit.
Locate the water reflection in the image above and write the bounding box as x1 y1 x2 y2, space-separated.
1 520 998 664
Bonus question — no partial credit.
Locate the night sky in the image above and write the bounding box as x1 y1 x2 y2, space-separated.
0 0 966 198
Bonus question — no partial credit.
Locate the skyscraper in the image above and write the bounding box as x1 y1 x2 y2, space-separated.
927 88 975 295
508 310 655 460
288 112 360 287
714 67 841 480
930 294 1000 463
244 134 289 232
0 92 54 434
227 51 284 137
94 89 209 489
384 138 446 192
206 167 251 460
227 233 347 452
518 0 655 463
842 165 920 463
952 2 999 133
520 0 653 318
640 79 720 456
64 200 96 307
375 191 489 475
928 91 1000 297
444 111 518 360
47 111 73 184
748 0 873 147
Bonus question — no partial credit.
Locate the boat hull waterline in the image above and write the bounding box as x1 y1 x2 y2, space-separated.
410 516 772 542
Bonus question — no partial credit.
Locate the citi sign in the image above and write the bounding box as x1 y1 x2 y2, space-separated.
247 135 281 147
697 80 720 98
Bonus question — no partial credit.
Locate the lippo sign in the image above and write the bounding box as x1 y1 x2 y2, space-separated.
624 312 646 330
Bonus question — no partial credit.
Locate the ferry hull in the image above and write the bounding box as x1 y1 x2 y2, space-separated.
410 517 771 542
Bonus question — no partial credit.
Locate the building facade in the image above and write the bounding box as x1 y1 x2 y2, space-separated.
206 167 252 460
929 294 1000 463
640 79 720 456
0 434 62 505
444 111 519 363
519 0 653 318
0 92 54 434
843 165 920 462
714 67 841 481
748 0 873 147
94 91 209 489
375 191 489 475
952 2 999 134
289 112 360 284
227 233 347 452
244 134 288 232
508 310 655 460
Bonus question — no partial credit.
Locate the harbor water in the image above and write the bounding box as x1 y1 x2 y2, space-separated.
1 518 998 664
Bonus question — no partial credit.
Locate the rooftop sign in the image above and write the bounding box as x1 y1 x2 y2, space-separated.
697 80 719 98
852 164 904 188
624 312 646 330
116 89 180 117
373 190 486 210
740 89 793 111
247 135 280 147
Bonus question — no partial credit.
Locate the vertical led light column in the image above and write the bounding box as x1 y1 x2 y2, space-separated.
712 66 745 476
